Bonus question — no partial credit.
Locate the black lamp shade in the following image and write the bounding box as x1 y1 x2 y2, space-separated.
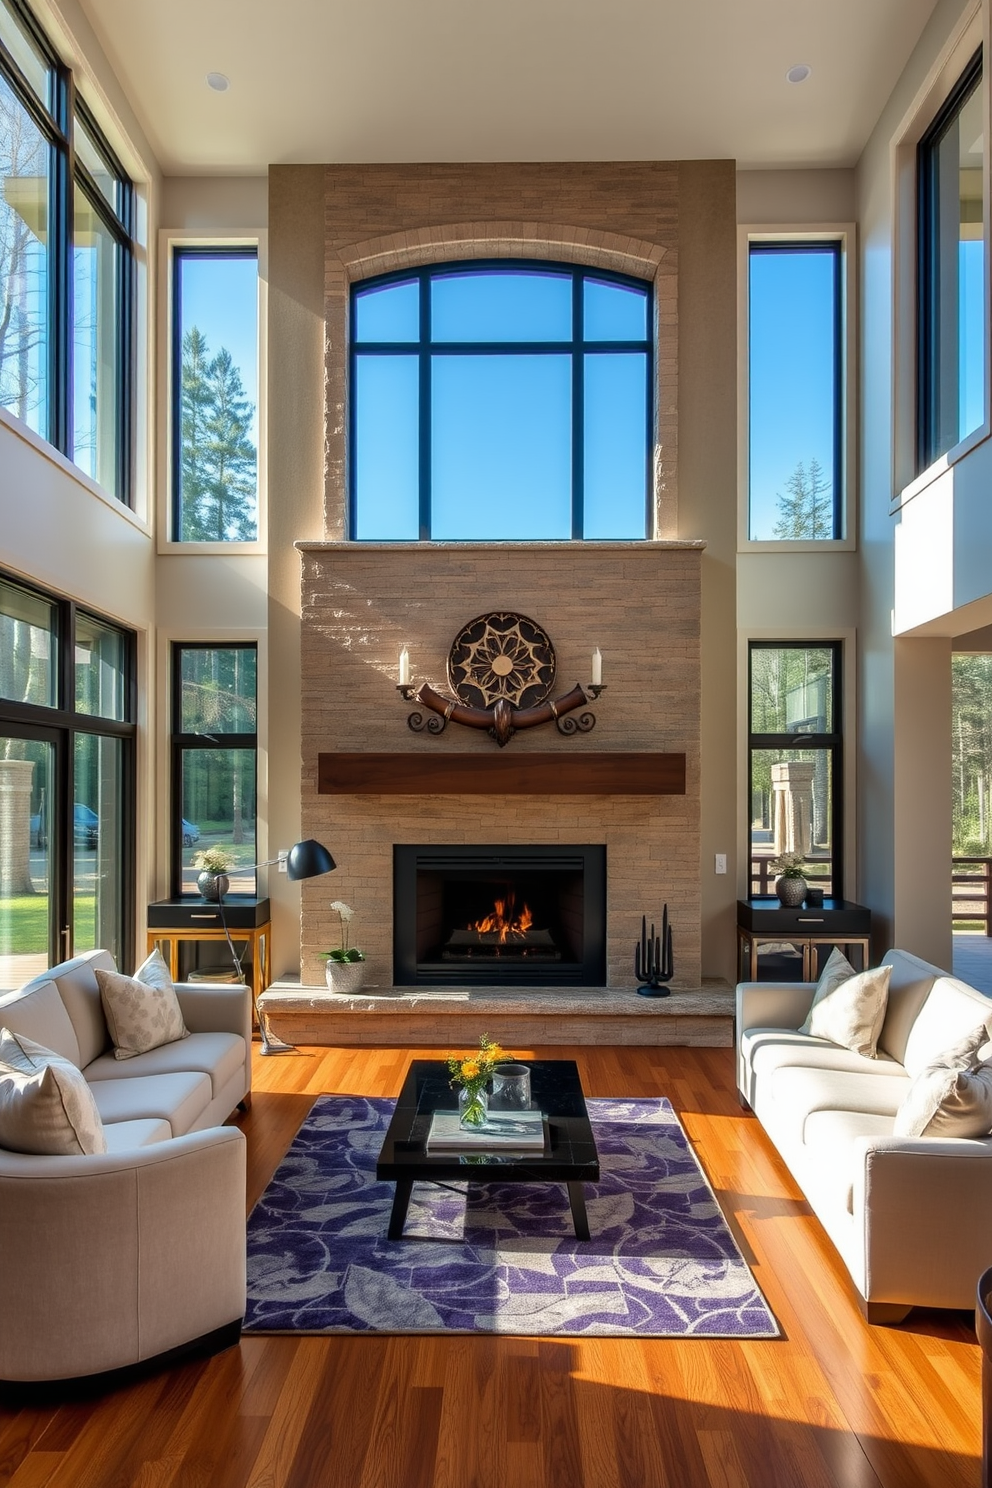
286 839 337 882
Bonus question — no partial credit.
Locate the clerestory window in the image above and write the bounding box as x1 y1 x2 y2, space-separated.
350 262 652 540
0 0 135 501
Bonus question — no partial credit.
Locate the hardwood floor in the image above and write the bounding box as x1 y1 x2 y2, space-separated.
0 1042 982 1488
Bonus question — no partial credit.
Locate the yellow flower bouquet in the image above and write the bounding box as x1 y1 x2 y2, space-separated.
445 1034 510 1128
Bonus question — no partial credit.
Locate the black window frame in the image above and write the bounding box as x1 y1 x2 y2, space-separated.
748 640 844 899
0 566 137 969
349 259 654 542
170 245 260 543
0 0 136 501
747 240 844 542
917 47 984 473
170 641 258 897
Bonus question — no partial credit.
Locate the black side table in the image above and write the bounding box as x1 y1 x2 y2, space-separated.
736 897 871 981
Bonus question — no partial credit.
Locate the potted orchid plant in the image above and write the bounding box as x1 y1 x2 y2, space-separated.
318 901 368 994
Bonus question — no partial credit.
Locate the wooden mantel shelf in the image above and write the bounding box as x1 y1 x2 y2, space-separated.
317 752 686 795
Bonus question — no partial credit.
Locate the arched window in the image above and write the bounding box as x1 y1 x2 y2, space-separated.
350 262 652 540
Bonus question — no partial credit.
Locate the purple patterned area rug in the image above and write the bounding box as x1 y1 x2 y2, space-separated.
244 1095 779 1338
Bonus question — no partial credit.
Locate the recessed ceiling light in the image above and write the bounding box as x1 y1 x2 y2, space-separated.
786 64 811 84
206 72 230 92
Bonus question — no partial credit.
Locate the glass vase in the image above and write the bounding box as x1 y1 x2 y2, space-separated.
458 1085 489 1129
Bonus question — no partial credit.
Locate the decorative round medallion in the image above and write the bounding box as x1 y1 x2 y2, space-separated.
447 612 557 709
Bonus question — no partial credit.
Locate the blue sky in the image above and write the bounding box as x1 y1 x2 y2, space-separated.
179 252 259 445
748 247 837 541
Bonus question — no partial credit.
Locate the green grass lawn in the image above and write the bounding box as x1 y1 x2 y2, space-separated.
1 896 95 955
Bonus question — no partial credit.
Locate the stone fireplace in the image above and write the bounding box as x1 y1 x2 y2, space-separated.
297 540 702 991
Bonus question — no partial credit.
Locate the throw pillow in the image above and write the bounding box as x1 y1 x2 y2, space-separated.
133 946 176 992
0 1028 107 1155
805 963 892 1058
96 967 190 1061
894 1021 992 1138
800 946 857 1035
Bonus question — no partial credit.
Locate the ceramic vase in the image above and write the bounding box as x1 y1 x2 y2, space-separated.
775 874 807 907
323 958 369 995
197 871 229 902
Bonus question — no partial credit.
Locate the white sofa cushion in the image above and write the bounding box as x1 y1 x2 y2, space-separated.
103 1117 174 1150
88 1070 212 1134
96 967 190 1061
741 1028 908 1083
133 947 176 991
38 950 116 1068
902 977 992 1077
0 1029 107 1156
765 1065 909 1138
0 978 82 1067
806 965 892 1058
84 1031 247 1098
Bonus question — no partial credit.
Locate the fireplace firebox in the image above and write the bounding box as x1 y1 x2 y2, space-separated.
393 845 607 986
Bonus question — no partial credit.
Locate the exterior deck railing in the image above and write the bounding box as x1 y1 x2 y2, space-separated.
750 853 833 899
953 856 992 937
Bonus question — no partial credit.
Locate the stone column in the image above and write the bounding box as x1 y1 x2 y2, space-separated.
0 758 37 897
772 760 814 858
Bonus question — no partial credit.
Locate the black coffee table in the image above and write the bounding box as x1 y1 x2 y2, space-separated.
376 1058 600 1241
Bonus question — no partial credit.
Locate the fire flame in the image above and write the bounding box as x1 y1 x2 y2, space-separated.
471 891 534 943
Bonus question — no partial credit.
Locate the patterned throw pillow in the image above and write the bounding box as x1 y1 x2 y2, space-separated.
805 963 892 1058
894 1021 992 1138
0 1028 107 1155
96 967 190 1061
799 946 856 1034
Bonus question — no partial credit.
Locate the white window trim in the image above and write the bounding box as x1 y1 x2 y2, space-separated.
737 626 858 905
738 225 857 553
891 5 987 508
157 229 268 555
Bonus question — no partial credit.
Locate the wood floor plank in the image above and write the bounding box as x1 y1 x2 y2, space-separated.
0 1041 982 1488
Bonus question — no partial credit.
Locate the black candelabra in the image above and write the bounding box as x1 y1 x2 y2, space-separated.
635 906 674 997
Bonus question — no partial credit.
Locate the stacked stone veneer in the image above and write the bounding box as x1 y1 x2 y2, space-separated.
298 542 702 988
291 162 704 990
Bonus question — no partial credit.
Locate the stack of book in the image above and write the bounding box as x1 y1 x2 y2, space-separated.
426 1109 545 1152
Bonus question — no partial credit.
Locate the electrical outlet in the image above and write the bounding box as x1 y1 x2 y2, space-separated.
714 853 727 875
277 850 289 873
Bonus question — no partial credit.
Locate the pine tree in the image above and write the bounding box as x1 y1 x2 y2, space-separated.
772 458 833 539
180 330 257 540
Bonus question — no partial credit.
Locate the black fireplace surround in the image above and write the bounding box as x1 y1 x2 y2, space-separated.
393 845 607 986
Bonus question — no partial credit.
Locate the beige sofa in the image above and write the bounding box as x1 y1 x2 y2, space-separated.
737 947 992 1323
0 949 250 1382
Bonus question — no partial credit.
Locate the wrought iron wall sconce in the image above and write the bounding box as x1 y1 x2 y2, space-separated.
396 611 605 749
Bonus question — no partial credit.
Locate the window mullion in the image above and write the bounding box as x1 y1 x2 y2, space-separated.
419 271 431 542
49 62 72 455
572 270 583 539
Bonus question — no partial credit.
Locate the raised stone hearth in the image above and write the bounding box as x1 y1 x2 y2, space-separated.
258 981 733 1048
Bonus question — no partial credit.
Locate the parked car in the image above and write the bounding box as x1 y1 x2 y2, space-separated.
74 804 99 848
181 819 201 847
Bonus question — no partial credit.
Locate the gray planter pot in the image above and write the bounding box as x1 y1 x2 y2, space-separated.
324 959 369 995
197 871 230 902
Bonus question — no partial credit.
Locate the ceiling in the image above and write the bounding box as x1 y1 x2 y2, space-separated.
78 0 940 177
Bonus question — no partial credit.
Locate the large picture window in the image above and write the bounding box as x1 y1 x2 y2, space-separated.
918 50 985 470
0 572 135 991
748 242 842 541
0 0 135 500
172 248 259 542
172 644 257 895
749 643 842 898
351 262 652 541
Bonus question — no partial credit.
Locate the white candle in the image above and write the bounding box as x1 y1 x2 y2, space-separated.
591 648 603 686
399 648 410 686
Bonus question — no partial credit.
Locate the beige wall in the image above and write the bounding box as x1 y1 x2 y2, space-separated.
266 167 327 973
857 0 976 964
